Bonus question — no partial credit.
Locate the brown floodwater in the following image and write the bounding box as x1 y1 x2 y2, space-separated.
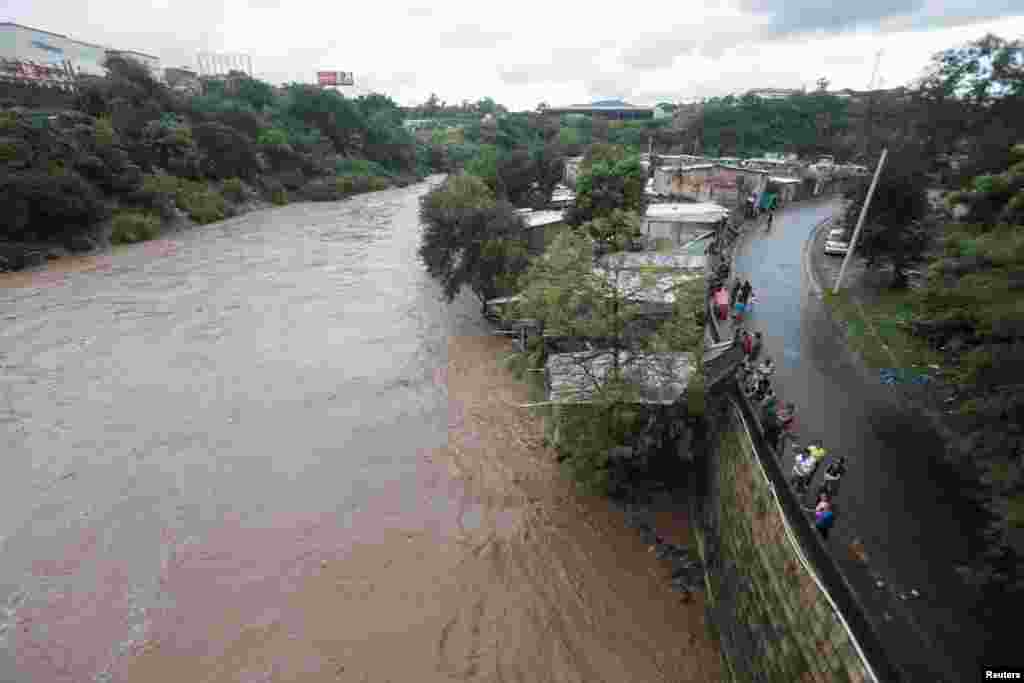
0 180 719 682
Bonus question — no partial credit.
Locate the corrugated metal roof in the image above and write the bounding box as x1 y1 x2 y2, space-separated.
522 210 567 228
769 176 803 184
660 163 714 172
595 266 702 304
599 251 707 272
645 202 729 222
546 351 694 404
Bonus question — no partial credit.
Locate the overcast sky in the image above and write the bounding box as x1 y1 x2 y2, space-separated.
6 0 1024 110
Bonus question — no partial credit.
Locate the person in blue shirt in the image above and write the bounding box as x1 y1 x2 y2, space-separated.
815 506 835 540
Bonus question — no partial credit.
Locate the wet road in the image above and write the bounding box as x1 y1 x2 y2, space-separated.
0 179 719 682
732 200 989 682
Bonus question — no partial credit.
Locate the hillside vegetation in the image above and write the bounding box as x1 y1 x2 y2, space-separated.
0 56 439 264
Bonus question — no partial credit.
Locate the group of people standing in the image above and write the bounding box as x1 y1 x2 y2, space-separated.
713 279 756 323
727 278 847 542
800 446 848 540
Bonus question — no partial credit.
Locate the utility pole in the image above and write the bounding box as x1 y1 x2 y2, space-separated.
863 50 883 159
833 148 887 294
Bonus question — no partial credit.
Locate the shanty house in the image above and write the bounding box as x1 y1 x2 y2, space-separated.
767 176 804 204
653 163 769 206
563 156 585 187
518 209 569 255
544 350 697 461
641 202 729 249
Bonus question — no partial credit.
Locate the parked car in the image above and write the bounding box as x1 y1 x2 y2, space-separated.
824 228 850 256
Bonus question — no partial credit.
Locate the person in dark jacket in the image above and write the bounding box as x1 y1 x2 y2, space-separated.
823 456 848 496
730 280 742 307
749 332 764 361
739 280 753 304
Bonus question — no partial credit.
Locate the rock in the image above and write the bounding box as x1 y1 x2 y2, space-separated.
75 154 109 182
0 136 33 169
109 164 143 192
22 251 46 268
0 256 10 272
65 234 97 253
276 169 306 191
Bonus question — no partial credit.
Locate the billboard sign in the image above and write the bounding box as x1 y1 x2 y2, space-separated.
317 71 354 86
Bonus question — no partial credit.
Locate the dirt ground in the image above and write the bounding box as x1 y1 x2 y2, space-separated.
120 335 721 682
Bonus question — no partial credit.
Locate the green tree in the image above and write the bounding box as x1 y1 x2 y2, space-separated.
532 141 566 203
495 147 537 205
477 97 498 115
464 144 500 193
841 152 930 288
580 208 643 255
417 173 530 304
916 34 1024 179
946 143 1024 224
568 145 646 226
236 77 276 111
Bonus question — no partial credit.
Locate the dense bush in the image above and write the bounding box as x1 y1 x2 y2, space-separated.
175 179 226 223
256 128 289 147
336 157 392 177
0 61 443 257
191 121 261 180
110 209 161 243
222 177 246 202
0 170 107 240
270 188 289 205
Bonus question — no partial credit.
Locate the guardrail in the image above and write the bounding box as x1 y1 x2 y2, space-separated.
725 379 905 682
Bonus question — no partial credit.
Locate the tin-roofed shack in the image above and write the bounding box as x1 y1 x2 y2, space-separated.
546 351 694 404
768 176 805 203
641 202 729 249
653 164 769 207
543 351 698 466
518 209 569 255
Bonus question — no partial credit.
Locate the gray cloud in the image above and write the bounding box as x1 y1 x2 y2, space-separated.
620 37 697 71
437 24 514 50
583 75 634 101
497 46 604 87
737 0 923 34
736 0 1021 36
821 54 872 66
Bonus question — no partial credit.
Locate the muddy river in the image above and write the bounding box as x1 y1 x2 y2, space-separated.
0 178 720 682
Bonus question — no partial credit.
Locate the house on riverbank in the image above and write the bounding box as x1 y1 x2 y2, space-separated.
653 164 770 208
517 209 569 255
641 203 729 249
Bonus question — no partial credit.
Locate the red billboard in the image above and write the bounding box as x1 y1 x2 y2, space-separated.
317 71 354 86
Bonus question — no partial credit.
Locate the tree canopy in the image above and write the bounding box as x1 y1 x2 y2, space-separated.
568 145 646 226
417 173 530 304
841 151 931 287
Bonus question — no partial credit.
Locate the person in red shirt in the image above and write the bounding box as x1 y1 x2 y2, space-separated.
742 330 754 358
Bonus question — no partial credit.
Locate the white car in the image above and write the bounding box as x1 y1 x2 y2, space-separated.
824 227 850 256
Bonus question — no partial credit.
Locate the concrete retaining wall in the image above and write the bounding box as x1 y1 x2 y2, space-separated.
696 393 891 682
